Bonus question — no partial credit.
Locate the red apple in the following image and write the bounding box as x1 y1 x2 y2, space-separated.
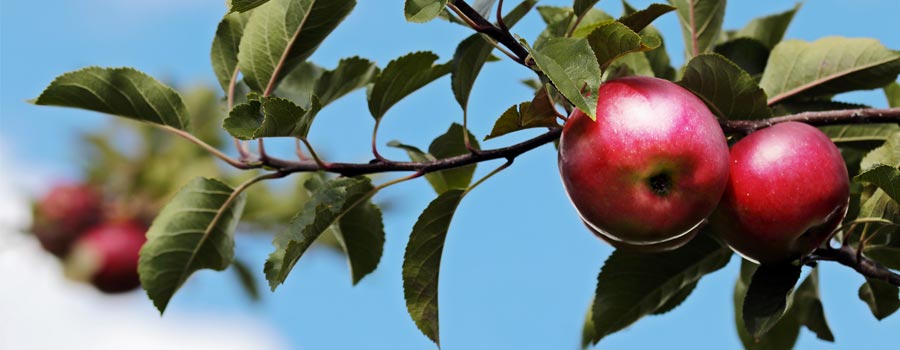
32 183 104 257
712 122 849 264
559 76 730 249
65 220 147 293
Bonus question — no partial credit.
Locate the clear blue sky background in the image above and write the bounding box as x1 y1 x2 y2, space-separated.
2 0 899 349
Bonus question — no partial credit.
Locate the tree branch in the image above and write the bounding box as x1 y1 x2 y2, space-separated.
448 0 530 65
810 245 900 286
721 108 900 133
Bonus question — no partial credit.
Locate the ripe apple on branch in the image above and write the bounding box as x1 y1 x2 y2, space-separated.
25 0 900 348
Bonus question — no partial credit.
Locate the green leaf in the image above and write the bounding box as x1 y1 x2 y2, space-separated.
574 0 601 19
732 3 800 49
581 300 600 348
33 67 190 130
820 124 900 144
861 132 900 170
885 82 900 107
224 96 322 140
586 232 732 344
403 189 466 345
274 61 325 107
238 0 356 93
211 12 251 93
714 38 770 76
793 269 835 342
865 242 900 271
668 0 726 58
264 176 373 290
760 37 900 105
314 57 378 107
138 177 247 313
230 0 271 12
367 51 452 121
537 6 613 42
856 164 900 203
734 260 801 350
429 123 480 190
617 3 676 33
742 262 801 338
678 53 771 120
604 51 655 80
304 175 384 284
642 26 677 80
485 88 559 140
652 281 698 315
231 258 261 301
859 278 900 320
451 0 537 111
528 37 602 120
585 21 660 72
405 0 448 23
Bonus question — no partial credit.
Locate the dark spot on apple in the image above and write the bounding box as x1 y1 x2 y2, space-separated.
648 172 672 197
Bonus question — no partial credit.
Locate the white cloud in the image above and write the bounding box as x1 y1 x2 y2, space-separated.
0 148 287 350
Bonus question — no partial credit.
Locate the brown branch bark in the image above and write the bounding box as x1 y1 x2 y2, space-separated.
721 108 900 133
448 0 530 65
811 245 900 287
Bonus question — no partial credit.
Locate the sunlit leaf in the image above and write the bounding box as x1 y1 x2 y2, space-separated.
732 3 800 49
668 0 726 57
34 67 190 130
230 0 271 12
211 11 251 93
224 96 322 140
527 37 602 120
760 37 900 105
405 0 448 23
617 3 676 33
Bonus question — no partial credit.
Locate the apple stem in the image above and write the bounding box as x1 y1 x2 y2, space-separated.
810 245 900 287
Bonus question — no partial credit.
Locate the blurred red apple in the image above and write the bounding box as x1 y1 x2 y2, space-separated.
559 76 730 250
712 121 849 263
65 220 147 293
32 183 104 257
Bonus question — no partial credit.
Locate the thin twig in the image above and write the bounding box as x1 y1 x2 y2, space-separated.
299 137 330 169
227 67 252 160
811 245 900 286
721 108 900 133
162 125 252 169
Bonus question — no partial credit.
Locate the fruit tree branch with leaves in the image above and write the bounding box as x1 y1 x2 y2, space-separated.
29 0 900 349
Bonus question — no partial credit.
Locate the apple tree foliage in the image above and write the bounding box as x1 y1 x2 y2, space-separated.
31 0 900 348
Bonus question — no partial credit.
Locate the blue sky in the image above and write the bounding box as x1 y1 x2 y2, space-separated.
1 0 899 349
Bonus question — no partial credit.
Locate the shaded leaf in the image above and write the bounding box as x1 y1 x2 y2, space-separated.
429 123 480 190
652 281 698 315
574 0 601 19
820 124 899 145
485 88 559 140
34 67 189 130
586 21 660 71
617 3 676 33
734 260 801 350
678 53 771 120
714 38 770 76
742 262 801 338
304 175 384 284
314 57 379 107
668 0 726 57
231 258 261 301
451 0 537 111
211 11 251 93
642 26 677 80
793 269 834 342
761 37 900 105
238 0 356 92
527 37 602 120
856 164 900 203
732 3 800 49
275 61 325 107
230 0 271 12
368 51 452 121
403 189 466 345
139 177 247 313
605 51 655 80
224 96 322 140
405 0 448 23
586 232 732 344
264 177 373 290
859 278 900 320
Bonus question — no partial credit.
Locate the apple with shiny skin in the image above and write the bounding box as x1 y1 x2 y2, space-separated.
712 121 850 264
559 76 730 250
